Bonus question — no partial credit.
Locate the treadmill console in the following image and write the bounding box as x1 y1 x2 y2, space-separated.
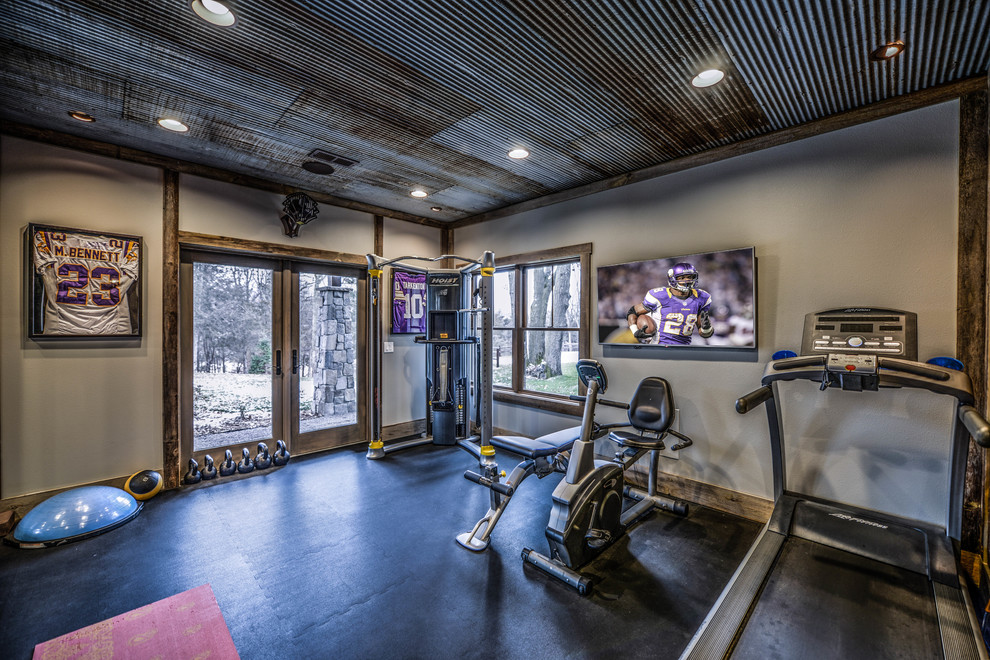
801 308 918 361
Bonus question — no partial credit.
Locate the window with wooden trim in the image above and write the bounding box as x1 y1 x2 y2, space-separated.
487 244 592 414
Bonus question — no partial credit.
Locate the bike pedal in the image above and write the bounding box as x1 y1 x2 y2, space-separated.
586 530 611 549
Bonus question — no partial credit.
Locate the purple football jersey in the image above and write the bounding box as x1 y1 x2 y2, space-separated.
642 287 712 345
392 271 427 333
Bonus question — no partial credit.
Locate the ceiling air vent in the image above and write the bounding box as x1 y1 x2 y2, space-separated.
301 149 359 176
307 149 359 167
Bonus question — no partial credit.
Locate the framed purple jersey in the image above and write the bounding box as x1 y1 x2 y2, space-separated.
28 223 143 338
391 269 427 334
642 287 712 345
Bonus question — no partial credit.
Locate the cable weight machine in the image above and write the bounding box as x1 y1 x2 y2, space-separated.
365 252 495 466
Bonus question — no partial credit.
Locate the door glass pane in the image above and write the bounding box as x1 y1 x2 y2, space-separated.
523 330 579 395
193 262 273 451
300 273 358 432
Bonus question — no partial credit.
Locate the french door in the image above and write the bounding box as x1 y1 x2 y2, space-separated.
179 250 365 471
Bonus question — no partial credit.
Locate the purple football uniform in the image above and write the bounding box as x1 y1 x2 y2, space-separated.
642 287 712 345
392 271 426 333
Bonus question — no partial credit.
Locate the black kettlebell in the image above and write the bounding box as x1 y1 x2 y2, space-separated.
183 457 202 485
237 447 254 473
219 449 237 477
201 454 217 480
273 439 291 466
254 442 272 470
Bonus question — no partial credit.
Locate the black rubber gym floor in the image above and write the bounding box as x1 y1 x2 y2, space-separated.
0 444 760 659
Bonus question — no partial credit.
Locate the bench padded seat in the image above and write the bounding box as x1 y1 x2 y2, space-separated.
609 430 666 449
491 426 581 459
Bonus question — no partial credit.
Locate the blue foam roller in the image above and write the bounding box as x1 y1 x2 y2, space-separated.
11 485 142 548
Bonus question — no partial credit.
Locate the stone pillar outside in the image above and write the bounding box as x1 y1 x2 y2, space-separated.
313 285 356 417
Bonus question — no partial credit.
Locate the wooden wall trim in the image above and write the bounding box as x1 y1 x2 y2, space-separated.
374 215 384 255
162 170 181 489
0 120 443 229
959 90 989 554
451 75 988 229
496 242 593 267
178 231 366 266
624 467 773 523
383 419 427 442
441 226 454 268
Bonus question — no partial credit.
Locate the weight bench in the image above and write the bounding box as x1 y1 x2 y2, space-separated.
456 426 582 552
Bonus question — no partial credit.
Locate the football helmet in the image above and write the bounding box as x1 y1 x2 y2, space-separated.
667 263 699 293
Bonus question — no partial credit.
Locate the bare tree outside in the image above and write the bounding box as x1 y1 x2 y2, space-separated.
487 261 581 396
192 262 274 451
191 265 358 452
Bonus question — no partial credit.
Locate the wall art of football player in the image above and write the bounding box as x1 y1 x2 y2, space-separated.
28 224 142 337
625 262 714 346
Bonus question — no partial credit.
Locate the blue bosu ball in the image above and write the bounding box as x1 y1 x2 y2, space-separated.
10 485 142 548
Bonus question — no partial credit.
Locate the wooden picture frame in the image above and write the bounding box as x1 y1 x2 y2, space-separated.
27 223 143 339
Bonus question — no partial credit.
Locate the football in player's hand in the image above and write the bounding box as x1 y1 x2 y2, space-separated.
636 314 657 335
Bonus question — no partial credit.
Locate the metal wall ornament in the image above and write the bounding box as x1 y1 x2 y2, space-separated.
280 192 320 238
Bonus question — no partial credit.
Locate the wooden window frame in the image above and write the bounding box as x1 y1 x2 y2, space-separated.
492 243 592 416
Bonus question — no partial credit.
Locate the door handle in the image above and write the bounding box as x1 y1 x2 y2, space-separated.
275 349 282 376
292 350 299 375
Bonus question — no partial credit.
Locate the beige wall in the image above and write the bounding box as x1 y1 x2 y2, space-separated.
1 138 164 497
0 138 439 498
0 100 965 527
457 101 960 526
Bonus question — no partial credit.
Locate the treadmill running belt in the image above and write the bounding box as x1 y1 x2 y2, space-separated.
731 537 942 660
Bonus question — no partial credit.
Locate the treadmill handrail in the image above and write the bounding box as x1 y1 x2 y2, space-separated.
960 405 990 448
761 355 976 405
736 386 773 414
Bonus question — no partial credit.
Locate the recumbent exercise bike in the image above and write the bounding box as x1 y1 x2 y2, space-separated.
522 359 693 595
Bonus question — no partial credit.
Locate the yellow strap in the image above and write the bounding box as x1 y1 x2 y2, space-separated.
369 269 383 277
481 267 495 277
369 440 384 449
480 445 496 456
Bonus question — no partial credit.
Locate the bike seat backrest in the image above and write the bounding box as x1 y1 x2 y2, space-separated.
627 377 674 433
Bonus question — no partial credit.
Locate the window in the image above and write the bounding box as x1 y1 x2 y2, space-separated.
490 244 592 415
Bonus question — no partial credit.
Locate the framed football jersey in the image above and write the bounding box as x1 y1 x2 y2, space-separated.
27 223 143 338
391 269 426 334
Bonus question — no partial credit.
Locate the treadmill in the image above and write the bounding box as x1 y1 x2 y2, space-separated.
681 308 990 660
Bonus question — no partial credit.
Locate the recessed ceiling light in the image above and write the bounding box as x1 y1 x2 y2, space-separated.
870 41 905 61
410 189 428 198
158 118 189 133
430 206 443 212
691 69 725 88
191 0 236 27
508 148 530 159
68 111 95 122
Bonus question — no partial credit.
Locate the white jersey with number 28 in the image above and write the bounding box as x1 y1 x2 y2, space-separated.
33 229 140 335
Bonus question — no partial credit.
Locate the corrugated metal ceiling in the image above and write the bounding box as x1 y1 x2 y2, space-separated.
1 1 987 224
